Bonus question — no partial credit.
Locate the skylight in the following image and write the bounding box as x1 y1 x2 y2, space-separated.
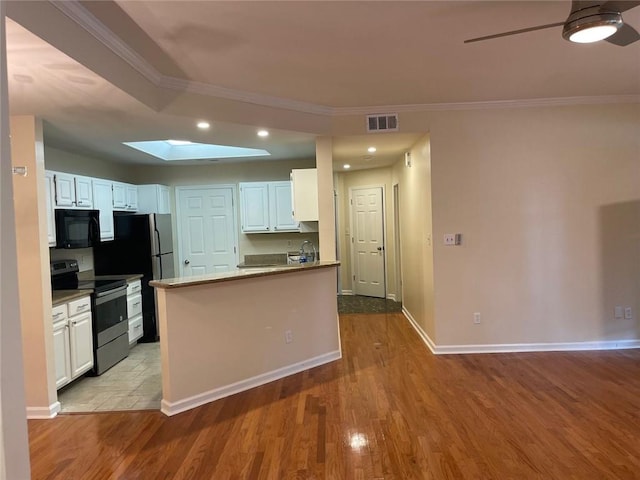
123 140 270 161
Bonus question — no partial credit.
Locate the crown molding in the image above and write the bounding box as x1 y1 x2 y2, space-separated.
158 76 334 116
52 1 640 118
50 0 163 85
331 94 640 115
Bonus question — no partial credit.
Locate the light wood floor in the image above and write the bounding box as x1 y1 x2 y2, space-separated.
29 312 640 479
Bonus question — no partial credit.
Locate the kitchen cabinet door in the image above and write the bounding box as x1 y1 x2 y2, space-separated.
126 185 138 211
69 311 93 378
137 184 170 214
54 172 76 207
74 175 94 208
240 182 270 232
291 168 318 221
269 181 299 232
52 320 71 389
112 182 127 209
92 179 114 241
45 171 56 247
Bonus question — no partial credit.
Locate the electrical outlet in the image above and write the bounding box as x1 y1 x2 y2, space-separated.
615 306 624 319
444 234 456 246
624 307 633 320
287 240 292 247
473 312 481 324
285 330 293 344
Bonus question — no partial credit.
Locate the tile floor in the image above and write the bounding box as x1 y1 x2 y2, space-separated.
57 342 161 413
337 294 402 314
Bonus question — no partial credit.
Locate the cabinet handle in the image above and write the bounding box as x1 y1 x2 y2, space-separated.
133 302 141 307
134 325 141 329
77 304 88 311
53 312 63 319
71 321 76 326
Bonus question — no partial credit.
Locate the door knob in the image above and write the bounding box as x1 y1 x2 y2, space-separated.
184 259 190 265
377 247 383 251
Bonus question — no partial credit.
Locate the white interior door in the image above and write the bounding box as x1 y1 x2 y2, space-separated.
351 187 385 298
177 186 238 276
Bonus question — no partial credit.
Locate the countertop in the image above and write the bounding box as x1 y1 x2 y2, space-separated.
52 289 93 306
77 271 144 283
150 261 340 290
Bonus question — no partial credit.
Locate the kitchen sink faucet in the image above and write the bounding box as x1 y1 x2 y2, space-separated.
299 240 317 263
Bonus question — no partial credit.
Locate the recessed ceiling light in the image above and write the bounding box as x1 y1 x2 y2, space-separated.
197 121 210 130
166 139 193 146
367 146 377 153
257 129 269 137
343 164 351 169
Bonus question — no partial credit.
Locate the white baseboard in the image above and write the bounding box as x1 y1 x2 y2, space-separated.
401 308 640 355
161 350 342 416
26 401 61 419
387 294 396 301
402 307 437 354
340 290 354 296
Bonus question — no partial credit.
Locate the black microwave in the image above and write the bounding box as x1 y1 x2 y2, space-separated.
54 209 100 249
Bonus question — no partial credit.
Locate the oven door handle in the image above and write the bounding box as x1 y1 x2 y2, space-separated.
94 285 128 305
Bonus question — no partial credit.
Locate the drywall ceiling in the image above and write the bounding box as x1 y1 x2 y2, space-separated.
5 1 639 170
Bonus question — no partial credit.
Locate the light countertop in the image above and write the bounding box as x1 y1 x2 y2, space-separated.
77 271 144 283
150 261 340 290
52 289 93 306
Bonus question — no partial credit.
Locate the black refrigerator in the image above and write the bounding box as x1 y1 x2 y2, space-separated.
93 213 175 342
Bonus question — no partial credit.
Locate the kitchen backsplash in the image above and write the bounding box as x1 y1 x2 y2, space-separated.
49 247 94 272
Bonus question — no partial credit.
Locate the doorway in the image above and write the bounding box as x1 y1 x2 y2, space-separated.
350 186 386 298
393 183 402 303
175 185 239 276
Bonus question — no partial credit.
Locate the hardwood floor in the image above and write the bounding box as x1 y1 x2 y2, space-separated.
29 312 640 479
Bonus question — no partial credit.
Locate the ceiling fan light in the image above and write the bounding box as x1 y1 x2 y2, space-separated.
562 11 622 43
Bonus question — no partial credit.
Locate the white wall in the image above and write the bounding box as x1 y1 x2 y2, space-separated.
0 5 32 478
428 104 640 347
44 145 133 182
391 136 435 340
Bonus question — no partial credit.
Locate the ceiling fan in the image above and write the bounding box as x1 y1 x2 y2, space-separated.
465 1 640 46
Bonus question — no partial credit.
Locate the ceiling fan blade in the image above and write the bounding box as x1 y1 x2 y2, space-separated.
464 22 565 43
605 22 640 44
601 1 640 13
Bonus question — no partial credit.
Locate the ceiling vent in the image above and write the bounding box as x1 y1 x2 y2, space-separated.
366 113 399 133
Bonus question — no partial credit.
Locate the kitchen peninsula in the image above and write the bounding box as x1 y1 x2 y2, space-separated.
150 261 341 416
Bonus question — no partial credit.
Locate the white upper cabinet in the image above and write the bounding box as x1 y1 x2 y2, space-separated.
53 172 76 207
112 182 138 212
74 175 93 208
239 181 299 233
269 181 299 232
45 171 56 247
137 184 170 214
291 168 318 222
112 182 127 209
92 179 115 241
126 184 138 211
52 171 93 209
240 182 270 232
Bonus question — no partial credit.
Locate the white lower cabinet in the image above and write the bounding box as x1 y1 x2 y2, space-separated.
69 310 93 378
52 319 71 389
52 296 94 390
127 280 144 345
